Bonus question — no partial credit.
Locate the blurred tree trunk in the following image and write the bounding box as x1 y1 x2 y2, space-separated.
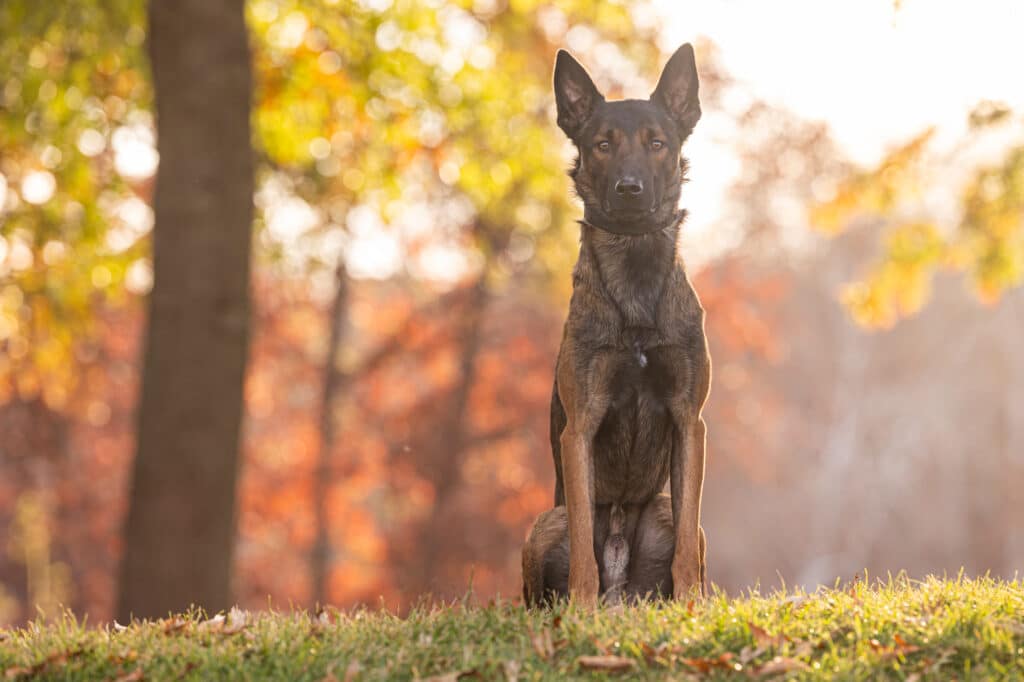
118 0 253 620
311 260 349 606
416 274 489 596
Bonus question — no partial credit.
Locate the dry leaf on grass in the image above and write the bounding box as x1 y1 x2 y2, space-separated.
751 656 810 676
5 647 85 679
107 650 139 666
176 662 198 680
502 660 520 682
576 655 637 673
640 641 673 666
343 661 362 682
680 652 734 673
739 645 766 665
749 622 788 649
110 668 145 682
222 607 250 635
1000 620 1024 636
792 640 815 658
869 634 920 660
528 627 565 659
419 670 479 682
920 647 956 675
162 617 189 635
199 614 225 630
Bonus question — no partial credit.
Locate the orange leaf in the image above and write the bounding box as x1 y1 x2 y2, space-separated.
681 652 734 673
576 655 636 673
752 657 810 676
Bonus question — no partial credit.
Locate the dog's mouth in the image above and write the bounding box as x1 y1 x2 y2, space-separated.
602 203 659 221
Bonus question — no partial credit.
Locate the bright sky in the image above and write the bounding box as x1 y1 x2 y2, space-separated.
652 0 1024 259
658 0 1024 162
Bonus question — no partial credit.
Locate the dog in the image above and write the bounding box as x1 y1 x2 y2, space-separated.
522 43 710 607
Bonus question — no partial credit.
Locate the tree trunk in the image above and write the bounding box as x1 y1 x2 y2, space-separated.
311 260 349 606
416 276 489 595
118 0 253 621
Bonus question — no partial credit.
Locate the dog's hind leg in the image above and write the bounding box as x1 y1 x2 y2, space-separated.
625 494 675 601
522 507 570 607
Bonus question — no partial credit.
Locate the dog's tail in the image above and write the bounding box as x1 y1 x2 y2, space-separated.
601 503 630 605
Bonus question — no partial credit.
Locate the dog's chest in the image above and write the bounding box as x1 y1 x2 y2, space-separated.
593 343 677 504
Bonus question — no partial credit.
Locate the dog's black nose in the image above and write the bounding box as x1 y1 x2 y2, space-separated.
614 177 644 196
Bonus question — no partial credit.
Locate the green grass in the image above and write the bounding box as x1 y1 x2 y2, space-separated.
2 576 1022 680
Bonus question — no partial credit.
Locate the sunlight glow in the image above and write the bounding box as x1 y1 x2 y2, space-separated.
652 0 1024 262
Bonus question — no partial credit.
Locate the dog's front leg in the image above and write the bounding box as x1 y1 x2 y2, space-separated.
669 411 706 599
560 422 599 606
557 355 611 608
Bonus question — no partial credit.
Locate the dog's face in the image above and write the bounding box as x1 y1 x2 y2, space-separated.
553 44 701 234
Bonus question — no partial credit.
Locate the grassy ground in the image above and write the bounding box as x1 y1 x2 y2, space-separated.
1 576 1022 680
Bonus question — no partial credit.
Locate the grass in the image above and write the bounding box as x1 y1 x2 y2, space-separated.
1 576 1022 680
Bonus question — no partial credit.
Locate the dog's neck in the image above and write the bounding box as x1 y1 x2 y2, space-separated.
579 210 685 330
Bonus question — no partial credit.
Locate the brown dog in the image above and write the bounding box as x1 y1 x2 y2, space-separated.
523 44 710 607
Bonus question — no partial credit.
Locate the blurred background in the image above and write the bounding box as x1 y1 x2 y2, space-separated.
1 0 1023 624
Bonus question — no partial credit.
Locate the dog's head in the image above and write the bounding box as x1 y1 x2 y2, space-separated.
553 44 701 235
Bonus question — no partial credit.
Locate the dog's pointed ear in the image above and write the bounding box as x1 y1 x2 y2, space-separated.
553 49 604 140
650 43 701 137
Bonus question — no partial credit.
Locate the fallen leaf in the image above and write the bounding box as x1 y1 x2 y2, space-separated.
576 655 636 673
590 637 612 655
5 647 85 679
748 622 787 649
111 669 145 682
419 671 478 682
199 614 225 631
343 661 362 682
107 650 139 666
681 652 734 673
528 627 556 659
502 660 520 682
922 647 956 674
751 656 810 676
175 662 198 680
869 635 920 660
113 621 128 633
222 607 249 635
162 617 189 635
792 640 815 658
641 642 672 666
687 600 696 616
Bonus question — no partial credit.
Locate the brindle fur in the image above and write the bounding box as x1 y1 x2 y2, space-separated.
524 44 711 607
522 495 707 606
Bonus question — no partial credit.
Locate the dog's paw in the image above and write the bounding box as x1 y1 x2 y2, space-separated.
569 564 600 608
671 557 704 601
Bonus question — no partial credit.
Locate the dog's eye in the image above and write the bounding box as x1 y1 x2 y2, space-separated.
650 139 664 150
595 141 610 152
